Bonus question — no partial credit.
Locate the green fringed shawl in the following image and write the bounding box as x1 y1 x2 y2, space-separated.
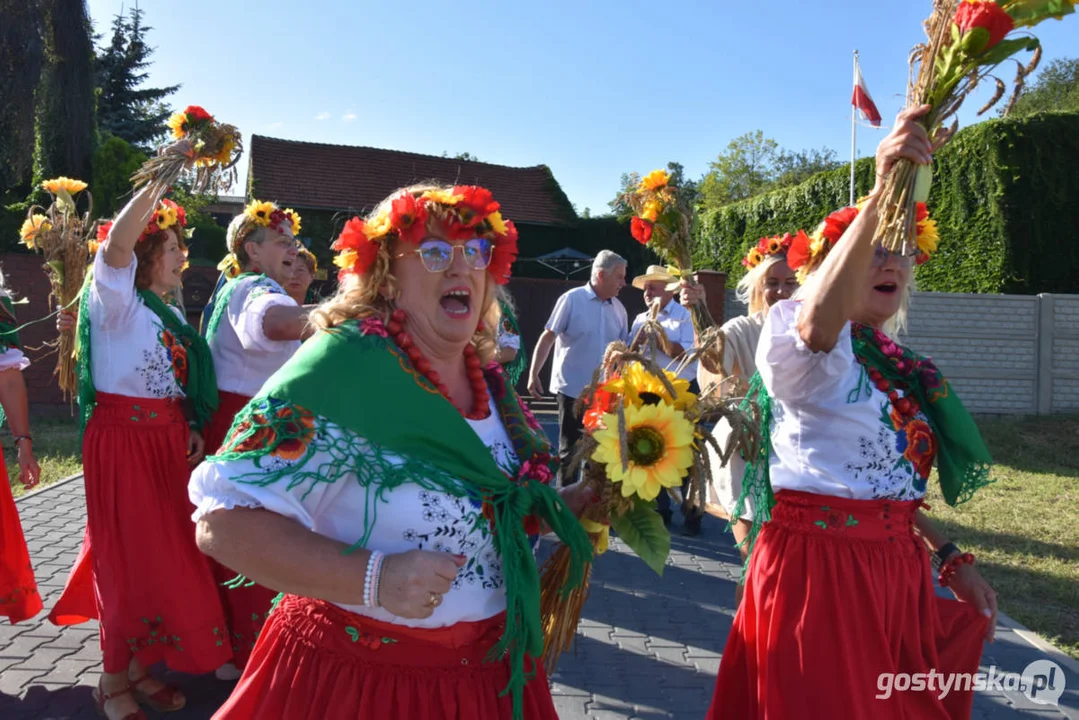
75 272 219 433
211 321 591 720
498 298 527 387
732 323 994 570
202 271 258 341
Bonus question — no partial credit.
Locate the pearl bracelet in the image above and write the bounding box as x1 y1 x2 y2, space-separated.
363 551 385 608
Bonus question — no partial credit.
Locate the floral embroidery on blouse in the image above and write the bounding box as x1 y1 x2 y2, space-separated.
844 397 936 501
138 320 182 398
159 328 189 387
404 490 504 590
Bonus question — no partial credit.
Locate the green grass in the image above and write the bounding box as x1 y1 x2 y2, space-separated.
7 418 82 499
927 415 1079 660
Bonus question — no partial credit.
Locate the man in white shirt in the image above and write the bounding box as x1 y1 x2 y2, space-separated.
629 265 702 534
528 250 629 486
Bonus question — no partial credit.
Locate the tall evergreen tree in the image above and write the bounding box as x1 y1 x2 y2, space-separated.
95 4 180 150
0 0 45 196
32 0 96 193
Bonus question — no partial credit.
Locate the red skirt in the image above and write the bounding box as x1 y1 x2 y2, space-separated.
0 453 42 623
213 595 559 720
48 393 232 674
203 390 279 669
708 490 988 720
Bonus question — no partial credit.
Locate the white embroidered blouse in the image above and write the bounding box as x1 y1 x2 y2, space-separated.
209 276 301 397
87 248 187 399
756 300 933 501
189 394 524 628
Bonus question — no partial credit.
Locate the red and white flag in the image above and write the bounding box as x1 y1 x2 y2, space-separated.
852 58 881 127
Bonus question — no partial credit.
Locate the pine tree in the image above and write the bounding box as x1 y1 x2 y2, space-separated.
95 4 180 150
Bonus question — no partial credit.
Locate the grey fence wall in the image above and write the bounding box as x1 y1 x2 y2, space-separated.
722 289 1079 415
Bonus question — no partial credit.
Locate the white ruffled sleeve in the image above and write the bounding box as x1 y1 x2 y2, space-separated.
89 243 139 329
0 346 29 372
229 279 300 353
756 300 854 404
189 418 354 530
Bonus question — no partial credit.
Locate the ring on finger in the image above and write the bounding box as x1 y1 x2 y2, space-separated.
427 592 442 608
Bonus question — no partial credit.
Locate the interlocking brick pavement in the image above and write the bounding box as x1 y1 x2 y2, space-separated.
2 422 1076 719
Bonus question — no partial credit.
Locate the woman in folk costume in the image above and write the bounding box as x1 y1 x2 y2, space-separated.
286 243 319 305
189 183 594 720
0 279 43 624
493 287 527 387
695 233 799 604
707 106 996 720
50 170 231 719
201 199 311 675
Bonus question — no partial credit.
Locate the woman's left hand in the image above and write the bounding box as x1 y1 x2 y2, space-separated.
17 442 40 490
187 428 206 465
558 482 597 519
948 563 998 643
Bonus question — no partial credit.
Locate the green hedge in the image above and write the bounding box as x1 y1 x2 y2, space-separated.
694 112 1079 294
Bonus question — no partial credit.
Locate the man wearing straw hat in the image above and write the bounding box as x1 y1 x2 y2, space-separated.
629 264 702 534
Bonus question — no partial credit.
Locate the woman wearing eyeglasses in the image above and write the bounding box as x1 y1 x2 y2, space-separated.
199 199 314 677
189 184 595 720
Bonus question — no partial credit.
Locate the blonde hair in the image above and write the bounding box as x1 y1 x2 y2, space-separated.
737 254 787 316
312 183 499 365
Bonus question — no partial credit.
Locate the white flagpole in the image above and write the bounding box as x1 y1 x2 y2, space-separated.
850 50 858 206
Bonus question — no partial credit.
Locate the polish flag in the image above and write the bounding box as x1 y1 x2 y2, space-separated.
852 59 881 127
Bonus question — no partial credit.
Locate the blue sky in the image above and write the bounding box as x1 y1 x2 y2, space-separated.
87 0 1078 215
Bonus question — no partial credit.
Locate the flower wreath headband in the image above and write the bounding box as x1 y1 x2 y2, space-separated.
741 230 809 269
95 199 190 250
787 199 939 283
218 199 302 278
332 185 519 285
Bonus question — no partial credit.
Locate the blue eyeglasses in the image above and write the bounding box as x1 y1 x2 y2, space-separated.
395 238 493 273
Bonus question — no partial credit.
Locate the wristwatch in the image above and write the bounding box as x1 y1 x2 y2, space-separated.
933 542 960 569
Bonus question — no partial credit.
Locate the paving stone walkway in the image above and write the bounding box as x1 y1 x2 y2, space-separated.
2 420 1076 719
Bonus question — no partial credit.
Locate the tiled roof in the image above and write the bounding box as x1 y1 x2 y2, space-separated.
248 135 577 226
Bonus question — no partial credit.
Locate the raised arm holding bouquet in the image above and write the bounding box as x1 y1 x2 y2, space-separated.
132 105 242 196
877 0 1075 254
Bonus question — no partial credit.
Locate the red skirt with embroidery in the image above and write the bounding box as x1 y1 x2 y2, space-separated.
707 490 988 719
0 452 42 623
202 389 279 669
48 393 232 674
213 595 559 720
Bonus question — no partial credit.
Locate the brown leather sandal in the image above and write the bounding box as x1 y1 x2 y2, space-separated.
92 682 148 720
129 673 186 713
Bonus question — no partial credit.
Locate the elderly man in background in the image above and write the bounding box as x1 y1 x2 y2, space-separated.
629 265 703 534
528 250 629 486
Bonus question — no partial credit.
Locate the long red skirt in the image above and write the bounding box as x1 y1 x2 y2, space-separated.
203 390 279 669
214 594 559 720
49 393 232 674
0 454 42 623
708 490 988 720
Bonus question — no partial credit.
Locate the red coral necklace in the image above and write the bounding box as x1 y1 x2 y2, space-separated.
386 308 491 420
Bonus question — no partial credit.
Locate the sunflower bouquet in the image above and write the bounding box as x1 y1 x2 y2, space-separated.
132 105 243 196
19 177 98 399
876 0 1075 254
538 346 759 671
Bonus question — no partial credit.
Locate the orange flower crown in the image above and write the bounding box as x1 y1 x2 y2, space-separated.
332 185 518 285
787 200 939 282
96 199 188 246
741 231 807 269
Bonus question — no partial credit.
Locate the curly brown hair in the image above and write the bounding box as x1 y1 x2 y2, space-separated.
133 228 186 290
312 183 498 365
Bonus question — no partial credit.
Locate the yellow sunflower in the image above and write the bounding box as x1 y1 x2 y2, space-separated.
166 111 188 139
285 208 302 236
41 177 87 196
916 218 939 256
486 210 508 235
155 205 179 230
641 199 663 222
591 402 695 502
364 211 393 239
603 362 696 412
19 214 52 249
766 236 783 254
640 169 671 192
746 248 764 268
422 189 462 206
245 200 277 227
